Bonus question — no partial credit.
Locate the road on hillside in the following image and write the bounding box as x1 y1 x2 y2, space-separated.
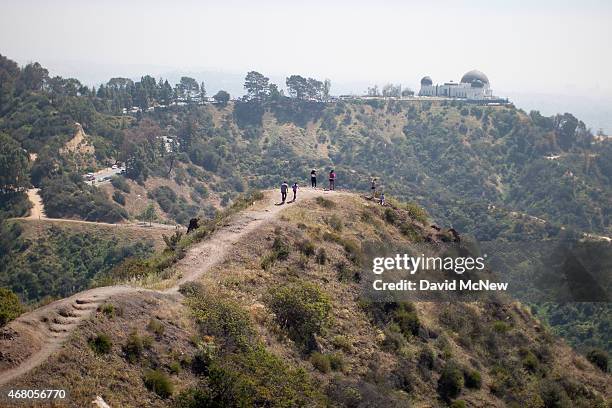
18 188 180 231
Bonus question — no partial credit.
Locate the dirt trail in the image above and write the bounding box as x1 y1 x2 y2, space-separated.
17 188 179 231
24 188 45 219
0 188 335 386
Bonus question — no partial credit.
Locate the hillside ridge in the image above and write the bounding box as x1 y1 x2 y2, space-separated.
0 188 330 386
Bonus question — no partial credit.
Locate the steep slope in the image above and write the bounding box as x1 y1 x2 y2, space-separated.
0 189 321 388
1 191 609 407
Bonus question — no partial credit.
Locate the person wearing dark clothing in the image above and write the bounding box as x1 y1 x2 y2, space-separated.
370 177 377 198
329 170 336 190
310 169 317 188
292 182 298 201
187 218 199 233
280 181 289 203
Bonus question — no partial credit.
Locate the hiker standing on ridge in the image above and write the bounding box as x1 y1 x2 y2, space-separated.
380 192 386 206
370 177 377 198
280 181 289 203
310 169 317 188
292 182 299 201
329 169 336 191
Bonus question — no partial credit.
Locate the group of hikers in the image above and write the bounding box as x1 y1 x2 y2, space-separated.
279 169 385 205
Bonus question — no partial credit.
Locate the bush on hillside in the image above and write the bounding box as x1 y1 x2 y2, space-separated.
261 237 291 270
143 369 173 398
437 362 464 401
266 282 332 351
394 304 420 337
88 333 112 354
0 288 23 327
110 175 130 193
188 290 255 351
112 190 125 205
586 348 608 372
310 352 331 373
123 330 144 363
463 369 482 389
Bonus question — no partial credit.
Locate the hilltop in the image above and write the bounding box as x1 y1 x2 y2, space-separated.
1 191 609 407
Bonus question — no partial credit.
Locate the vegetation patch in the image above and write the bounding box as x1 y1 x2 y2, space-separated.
88 333 112 355
266 282 332 351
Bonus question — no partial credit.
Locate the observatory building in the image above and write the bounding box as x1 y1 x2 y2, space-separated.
419 70 494 100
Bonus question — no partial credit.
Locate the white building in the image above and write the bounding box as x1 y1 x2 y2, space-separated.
419 70 494 100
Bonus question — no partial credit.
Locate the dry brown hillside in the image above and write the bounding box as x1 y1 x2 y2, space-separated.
2 191 610 407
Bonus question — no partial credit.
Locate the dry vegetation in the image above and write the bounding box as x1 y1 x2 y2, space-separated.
3 193 610 407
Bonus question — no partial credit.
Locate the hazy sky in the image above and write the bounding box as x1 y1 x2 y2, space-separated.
1 0 611 90
1 0 612 130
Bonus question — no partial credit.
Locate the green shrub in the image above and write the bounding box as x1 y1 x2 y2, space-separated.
586 348 608 372
123 331 144 363
169 361 181 375
187 290 255 351
99 303 115 318
310 352 331 373
162 231 183 251
325 215 343 232
260 236 291 270
394 306 420 337
437 362 464 402
88 333 112 354
328 353 345 371
199 345 322 407
332 335 353 352
191 347 215 375
266 282 332 351
276 237 290 257
340 238 363 265
539 379 570 408
111 175 131 193
450 400 466 408
315 248 327 265
521 350 539 373
297 239 316 256
147 318 165 336
399 222 422 242
418 348 435 373
0 287 23 327
143 369 173 398
335 261 356 283
384 208 398 224
405 203 428 224
493 320 510 333
260 252 277 270
382 327 406 352
179 281 205 297
464 369 482 389
112 190 126 205
193 183 209 199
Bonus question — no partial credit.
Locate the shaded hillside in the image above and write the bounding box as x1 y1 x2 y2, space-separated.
0 220 156 304
5 193 609 407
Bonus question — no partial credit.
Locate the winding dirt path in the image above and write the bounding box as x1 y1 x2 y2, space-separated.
0 188 331 386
